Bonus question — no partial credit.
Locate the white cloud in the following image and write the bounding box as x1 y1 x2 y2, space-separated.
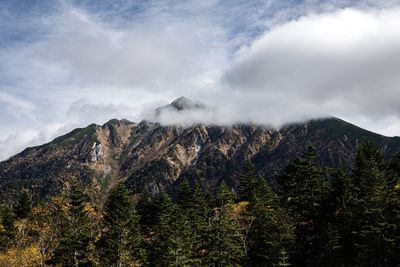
2 1 400 160
221 7 400 131
0 92 35 119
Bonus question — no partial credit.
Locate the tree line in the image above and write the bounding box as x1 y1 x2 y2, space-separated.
0 142 400 266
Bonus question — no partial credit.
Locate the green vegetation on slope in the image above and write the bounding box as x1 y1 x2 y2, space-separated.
1 142 400 266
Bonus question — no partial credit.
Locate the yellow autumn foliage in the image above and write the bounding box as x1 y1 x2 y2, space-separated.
0 245 42 267
83 203 97 217
395 183 400 191
230 201 249 217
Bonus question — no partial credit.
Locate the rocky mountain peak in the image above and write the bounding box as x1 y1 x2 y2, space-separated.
170 96 206 111
154 96 206 117
1 116 400 201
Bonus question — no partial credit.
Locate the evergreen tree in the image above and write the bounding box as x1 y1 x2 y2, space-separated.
176 181 209 264
97 183 143 266
248 178 294 267
390 152 400 173
216 181 235 207
203 183 244 266
237 162 258 202
13 190 32 219
350 142 398 266
278 248 290 267
0 205 16 251
150 191 192 266
278 145 329 266
388 152 400 264
328 162 354 265
47 183 94 266
137 187 156 236
175 179 192 207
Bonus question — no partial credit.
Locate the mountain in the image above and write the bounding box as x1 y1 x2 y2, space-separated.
1 98 400 202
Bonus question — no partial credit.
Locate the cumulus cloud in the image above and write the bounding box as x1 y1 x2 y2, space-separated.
219 7 400 127
148 7 400 130
2 0 400 160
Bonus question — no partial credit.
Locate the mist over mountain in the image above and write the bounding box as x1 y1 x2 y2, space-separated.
3 1 400 266
1 97 399 202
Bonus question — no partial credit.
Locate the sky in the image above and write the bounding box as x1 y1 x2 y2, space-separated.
1 0 400 160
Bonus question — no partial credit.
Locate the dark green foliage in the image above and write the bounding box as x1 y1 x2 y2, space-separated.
237 162 259 201
175 181 209 264
216 181 235 207
97 183 143 266
13 190 32 219
0 205 16 251
47 183 94 267
326 162 352 265
51 124 97 146
137 187 156 236
390 152 400 173
149 191 193 266
205 203 244 266
2 140 400 267
349 142 398 266
278 145 330 265
248 179 294 267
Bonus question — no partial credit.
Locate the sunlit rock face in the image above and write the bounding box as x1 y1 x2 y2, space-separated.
1 98 400 201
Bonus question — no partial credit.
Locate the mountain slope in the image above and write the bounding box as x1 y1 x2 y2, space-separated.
0 119 136 201
1 101 400 201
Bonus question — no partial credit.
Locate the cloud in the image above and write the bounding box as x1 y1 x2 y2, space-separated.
219 7 400 128
0 92 35 120
2 1 400 160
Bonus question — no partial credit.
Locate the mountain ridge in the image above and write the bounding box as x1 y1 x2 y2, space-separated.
1 100 400 202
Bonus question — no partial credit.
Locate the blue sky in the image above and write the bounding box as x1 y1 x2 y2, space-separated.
1 0 400 160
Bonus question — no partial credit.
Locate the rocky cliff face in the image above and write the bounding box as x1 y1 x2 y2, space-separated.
0 119 135 201
1 99 400 201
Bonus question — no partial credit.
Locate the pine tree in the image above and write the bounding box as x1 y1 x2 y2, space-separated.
350 142 397 266
13 190 32 219
387 152 400 264
328 162 354 265
175 179 192 207
390 152 400 173
205 203 245 266
278 145 329 266
0 205 16 251
237 162 258 202
97 183 143 266
248 178 294 267
216 181 235 207
137 187 156 236
278 248 290 267
47 183 95 266
150 191 192 266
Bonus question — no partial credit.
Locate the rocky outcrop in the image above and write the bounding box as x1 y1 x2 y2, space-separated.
1 99 400 201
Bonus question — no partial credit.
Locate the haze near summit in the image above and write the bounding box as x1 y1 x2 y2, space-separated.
1 0 400 160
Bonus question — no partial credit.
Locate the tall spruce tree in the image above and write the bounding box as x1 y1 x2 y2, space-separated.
175 180 209 264
248 178 294 267
0 205 16 251
237 162 259 202
137 187 156 236
13 190 32 219
150 191 192 266
278 145 329 266
97 183 143 266
205 183 244 266
387 152 400 264
328 162 354 265
216 181 235 207
350 142 398 266
47 183 94 267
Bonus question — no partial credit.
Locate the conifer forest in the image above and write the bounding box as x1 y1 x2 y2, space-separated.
1 142 400 266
